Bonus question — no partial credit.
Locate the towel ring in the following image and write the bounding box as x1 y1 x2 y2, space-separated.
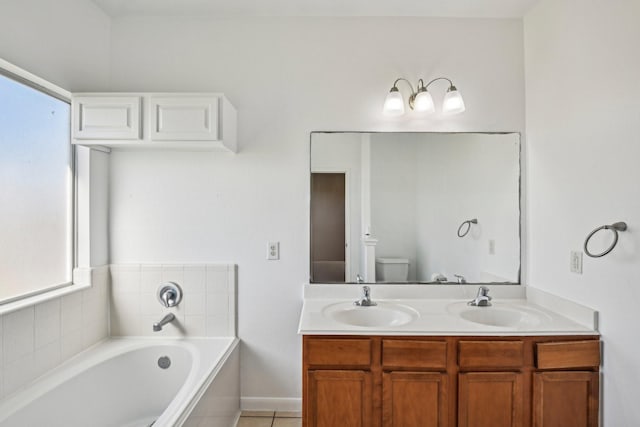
457 218 478 238
583 221 627 258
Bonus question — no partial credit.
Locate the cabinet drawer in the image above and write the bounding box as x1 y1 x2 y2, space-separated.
458 341 524 369
382 340 447 370
304 338 371 368
536 340 600 369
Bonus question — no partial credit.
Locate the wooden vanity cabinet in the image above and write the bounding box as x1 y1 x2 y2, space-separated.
303 335 600 427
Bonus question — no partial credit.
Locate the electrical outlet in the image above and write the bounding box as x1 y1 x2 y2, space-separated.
570 251 583 274
489 239 496 255
267 241 280 260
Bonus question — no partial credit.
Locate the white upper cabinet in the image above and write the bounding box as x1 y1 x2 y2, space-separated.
71 93 237 152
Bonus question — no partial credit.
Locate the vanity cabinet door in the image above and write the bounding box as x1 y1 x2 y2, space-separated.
533 372 599 427
458 372 524 427
382 372 448 427
305 370 373 427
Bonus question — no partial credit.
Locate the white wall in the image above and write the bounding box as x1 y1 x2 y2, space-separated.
0 0 110 91
108 16 525 406
524 1 640 425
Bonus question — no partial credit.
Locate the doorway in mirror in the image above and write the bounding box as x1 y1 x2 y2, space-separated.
311 172 347 282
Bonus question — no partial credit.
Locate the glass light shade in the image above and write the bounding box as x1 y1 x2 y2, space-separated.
413 91 435 114
383 90 405 116
442 88 465 114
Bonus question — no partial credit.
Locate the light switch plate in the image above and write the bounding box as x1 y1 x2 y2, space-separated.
570 251 583 274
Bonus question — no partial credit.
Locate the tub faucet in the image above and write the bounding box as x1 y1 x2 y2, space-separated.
153 313 176 332
354 286 377 307
454 274 466 284
468 286 492 307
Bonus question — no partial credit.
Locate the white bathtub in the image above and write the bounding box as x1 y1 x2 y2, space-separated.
0 337 240 427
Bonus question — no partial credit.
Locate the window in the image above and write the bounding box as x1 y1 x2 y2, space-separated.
0 71 73 303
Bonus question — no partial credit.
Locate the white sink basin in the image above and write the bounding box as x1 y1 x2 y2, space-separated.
459 308 526 327
448 302 551 328
323 302 419 327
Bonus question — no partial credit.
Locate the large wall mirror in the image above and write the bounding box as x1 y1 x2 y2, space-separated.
310 132 521 284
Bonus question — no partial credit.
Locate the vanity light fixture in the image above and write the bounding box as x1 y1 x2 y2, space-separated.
383 77 465 116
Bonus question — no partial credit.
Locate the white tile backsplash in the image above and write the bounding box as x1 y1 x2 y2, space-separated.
162 265 184 284
183 265 206 294
110 263 236 338
0 265 109 400
3 307 35 365
140 265 162 294
34 299 61 349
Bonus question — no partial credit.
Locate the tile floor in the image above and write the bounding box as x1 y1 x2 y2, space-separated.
237 411 302 427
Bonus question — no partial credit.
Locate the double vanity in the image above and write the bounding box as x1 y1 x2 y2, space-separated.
298 285 600 427
304 132 599 426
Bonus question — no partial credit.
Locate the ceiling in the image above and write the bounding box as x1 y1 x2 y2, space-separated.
91 0 540 18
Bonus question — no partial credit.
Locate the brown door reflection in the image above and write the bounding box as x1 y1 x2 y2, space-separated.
311 173 346 282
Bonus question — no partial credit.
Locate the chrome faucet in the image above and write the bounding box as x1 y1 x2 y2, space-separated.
356 274 364 284
153 313 176 332
354 286 377 307
454 274 466 284
468 286 492 307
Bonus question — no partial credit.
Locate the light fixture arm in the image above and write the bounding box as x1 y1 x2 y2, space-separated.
392 78 416 94
422 77 455 90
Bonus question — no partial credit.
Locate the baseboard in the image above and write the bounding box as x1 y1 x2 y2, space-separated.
241 397 302 412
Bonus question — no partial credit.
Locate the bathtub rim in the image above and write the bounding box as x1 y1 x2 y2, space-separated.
0 336 239 426
163 337 240 427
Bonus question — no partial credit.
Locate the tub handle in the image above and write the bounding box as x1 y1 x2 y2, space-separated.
157 282 183 307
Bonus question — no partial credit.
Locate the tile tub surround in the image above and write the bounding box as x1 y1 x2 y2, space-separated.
0 266 109 399
110 264 237 337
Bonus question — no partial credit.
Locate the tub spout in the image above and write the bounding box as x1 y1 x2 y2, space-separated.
153 313 175 332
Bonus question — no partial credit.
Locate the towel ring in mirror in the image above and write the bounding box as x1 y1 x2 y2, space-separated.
457 218 478 238
583 221 627 258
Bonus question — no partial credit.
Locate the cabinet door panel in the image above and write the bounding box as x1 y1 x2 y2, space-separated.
73 96 141 140
533 372 599 427
150 96 219 141
383 372 448 427
458 372 524 427
306 370 373 427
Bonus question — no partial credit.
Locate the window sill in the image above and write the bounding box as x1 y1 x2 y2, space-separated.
0 267 94 316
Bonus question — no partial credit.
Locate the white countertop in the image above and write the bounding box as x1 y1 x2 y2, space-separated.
298 285 598 336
